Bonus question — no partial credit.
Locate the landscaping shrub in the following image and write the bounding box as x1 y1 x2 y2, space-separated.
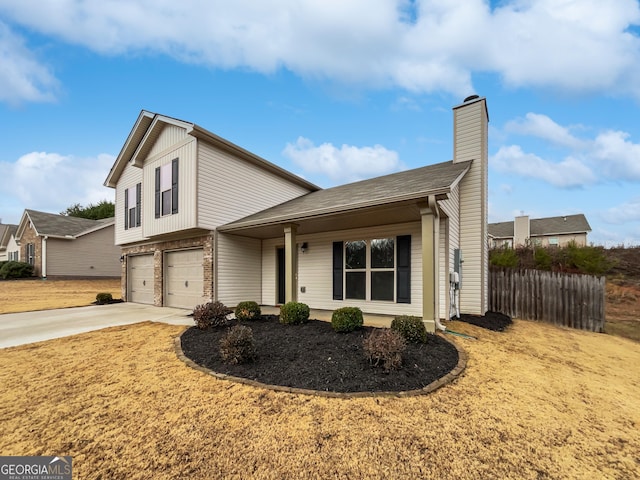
489 247 519 268
533 247 552 270
0 261 34 279
219 325 257 364
391 315 428 343
331 306 363 333
193 301 232 330
234 301 261 321
279 301 310 325
95 292 113 304
363 329 406 371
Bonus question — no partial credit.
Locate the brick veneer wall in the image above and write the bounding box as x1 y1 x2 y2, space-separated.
121 234 214 306
19 223 42 277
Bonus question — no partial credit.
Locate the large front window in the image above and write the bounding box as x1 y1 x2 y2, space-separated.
345 238 395 301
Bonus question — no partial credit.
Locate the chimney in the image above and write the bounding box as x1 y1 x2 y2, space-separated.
453 95 489 315
514 215 530 247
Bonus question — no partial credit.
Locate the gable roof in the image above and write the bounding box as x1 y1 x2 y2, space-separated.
489 214 591 238
0 224 18 249
16 210 114 240
104 110 319 192
220 160 471 233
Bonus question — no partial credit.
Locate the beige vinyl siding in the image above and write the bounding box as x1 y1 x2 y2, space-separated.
197 141 312 229
46 226 121 277
216 232 262 307
115 163 145 246
143 138 197 237
454 100 488 315
262 222 422 316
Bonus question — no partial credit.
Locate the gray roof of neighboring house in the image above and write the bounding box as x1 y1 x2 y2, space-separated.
23 209 114 238
489 214 592 238
0 224 18 248
220 160 471 231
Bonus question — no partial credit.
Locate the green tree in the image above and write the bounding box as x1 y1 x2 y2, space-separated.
61 200 115 220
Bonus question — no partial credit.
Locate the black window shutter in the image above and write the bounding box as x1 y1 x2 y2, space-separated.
332 241 343 300
154 167 161 218
171 158 179 214
135 183 142 227
124 188 129 230
396 235 411 303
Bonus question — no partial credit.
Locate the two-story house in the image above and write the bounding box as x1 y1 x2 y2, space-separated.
105 96 490 332
489 214 591 248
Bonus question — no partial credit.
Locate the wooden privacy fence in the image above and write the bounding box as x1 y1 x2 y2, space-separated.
489 268 606 332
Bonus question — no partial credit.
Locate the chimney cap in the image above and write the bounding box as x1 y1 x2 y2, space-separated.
463 94 480 103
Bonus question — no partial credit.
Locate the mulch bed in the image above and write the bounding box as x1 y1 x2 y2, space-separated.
458 311 512 331
181 315 459 394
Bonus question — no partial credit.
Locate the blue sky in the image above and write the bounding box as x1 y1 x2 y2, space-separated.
1 0 639 246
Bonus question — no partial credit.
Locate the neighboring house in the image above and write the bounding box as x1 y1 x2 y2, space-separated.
0 224 18 261
105 96 489 332
14 210 121 278
489 214 592 248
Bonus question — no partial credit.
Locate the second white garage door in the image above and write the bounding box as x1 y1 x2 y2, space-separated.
165 249 205 309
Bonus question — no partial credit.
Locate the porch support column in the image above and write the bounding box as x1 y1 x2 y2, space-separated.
283 224 298 303
419 196 440 333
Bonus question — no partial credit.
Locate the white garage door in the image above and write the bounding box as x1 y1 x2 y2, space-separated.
128 254 154 305
165 249 205 309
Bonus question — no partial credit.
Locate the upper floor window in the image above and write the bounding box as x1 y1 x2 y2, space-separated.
124 183 141 230
155 158 179 218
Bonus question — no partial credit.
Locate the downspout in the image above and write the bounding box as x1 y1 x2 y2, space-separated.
42 236 48 279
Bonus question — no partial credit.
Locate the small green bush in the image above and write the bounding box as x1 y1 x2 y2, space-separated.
391 315 428 343
363 329 406 371
193 301 232 330
219 325 257 364
95 292 113 304
533 247 552 270
331 307 364 333
489 247 519 268
0 261 34 279
235 301 261 321
279 302 310 325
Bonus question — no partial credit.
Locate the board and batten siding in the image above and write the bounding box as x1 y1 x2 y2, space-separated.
197 141 312 230
453 98 488 315
437 184 461 319
143 138 198 237
47 226 121 277
216 232 262 307
261 222 423 317
147 124 188 159
114 162 145 246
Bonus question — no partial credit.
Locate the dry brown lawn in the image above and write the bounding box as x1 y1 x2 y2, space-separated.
0 278 121 314
0 281 639 479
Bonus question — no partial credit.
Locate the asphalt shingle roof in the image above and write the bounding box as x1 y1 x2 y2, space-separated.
221 160 471 230
25 209 114 238
489 214 591 238
0 224 17 248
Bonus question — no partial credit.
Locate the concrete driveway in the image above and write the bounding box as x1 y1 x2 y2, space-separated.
0 303 193 349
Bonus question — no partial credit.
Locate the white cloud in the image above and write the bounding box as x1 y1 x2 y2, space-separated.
603 196 640 225
1 1 639 100
505 113 586 149
0 152 115 216
283 137 403 184
0 22 58 104
490 145 596 188
591 130 640 180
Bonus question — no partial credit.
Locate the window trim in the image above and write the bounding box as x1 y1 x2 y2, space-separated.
155 158 179 218
124 183 141 230
344 237 396 302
